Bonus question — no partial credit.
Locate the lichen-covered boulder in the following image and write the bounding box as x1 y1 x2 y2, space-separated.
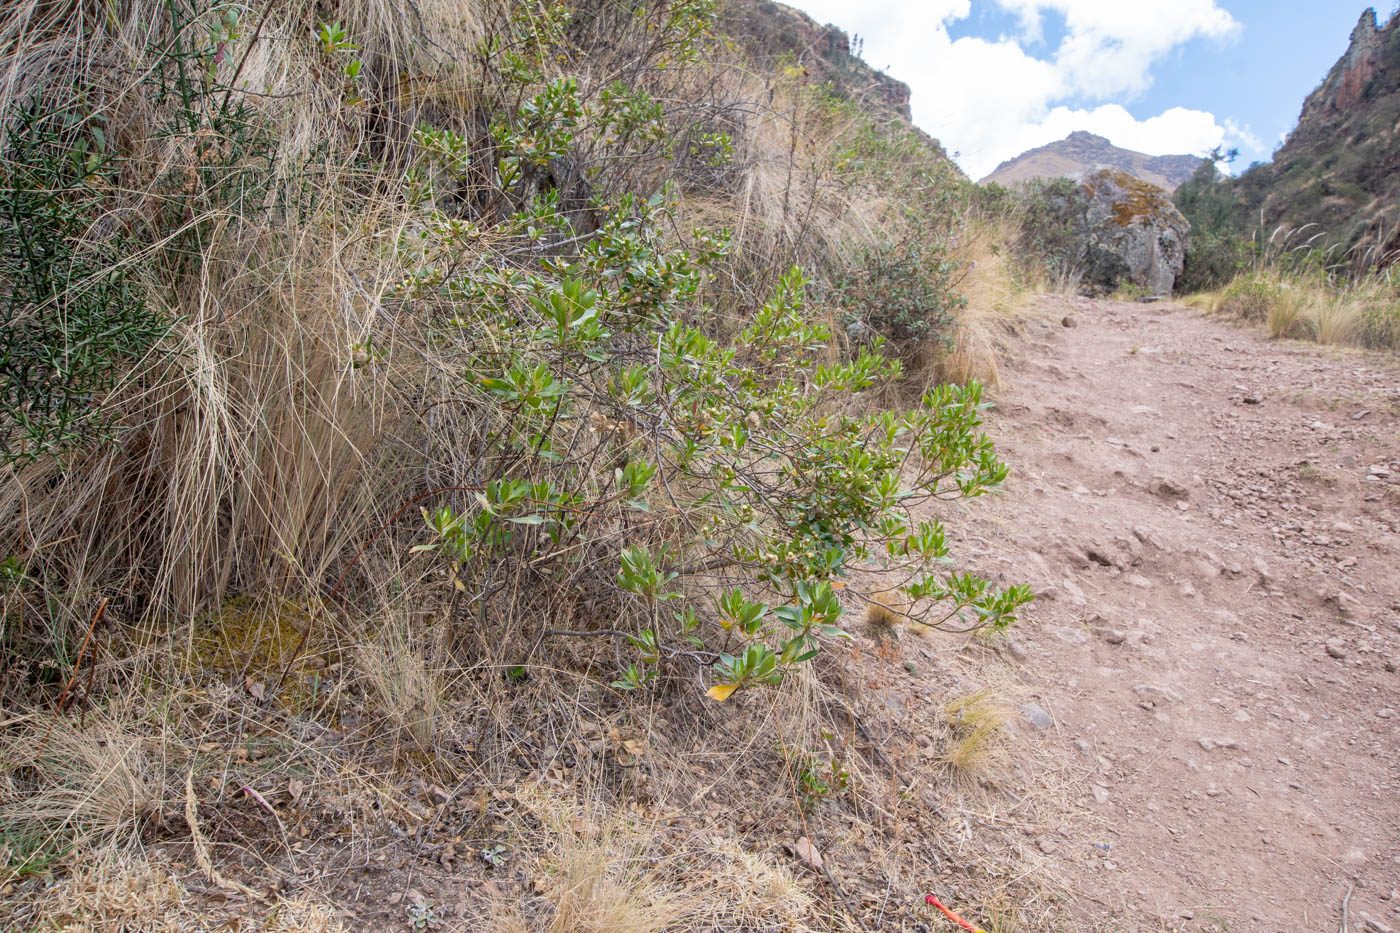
1078 169 1192 296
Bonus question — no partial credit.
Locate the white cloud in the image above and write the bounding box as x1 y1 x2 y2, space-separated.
790 0 1251 179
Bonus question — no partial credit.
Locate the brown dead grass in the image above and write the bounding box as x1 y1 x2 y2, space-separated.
942 688 1014 778
936 218 1036 387
2 854 344 933
1 711 167 849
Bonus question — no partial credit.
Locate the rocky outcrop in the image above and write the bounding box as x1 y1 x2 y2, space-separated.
983 131 1202 192
1304 9 1387 120
1078 170 1192 296
720 1 916 121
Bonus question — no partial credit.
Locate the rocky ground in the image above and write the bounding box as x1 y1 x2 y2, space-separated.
954 295 1400 932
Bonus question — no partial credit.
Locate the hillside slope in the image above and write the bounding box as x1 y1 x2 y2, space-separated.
1232 7 1400 257
982 131 1201 191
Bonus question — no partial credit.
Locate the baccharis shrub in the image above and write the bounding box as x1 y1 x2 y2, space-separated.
399 2 1030 700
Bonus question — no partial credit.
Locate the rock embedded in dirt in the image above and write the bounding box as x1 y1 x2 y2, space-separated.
1020 703 1054 730
1198 737 1240 751
1085 541 1120 568
1253 556 1272 586
1062 316 1076 328
1134 684 1184 705
1323 589 1365 621
1006 639 1029 662
793 836 823 872
1326 638 1349 659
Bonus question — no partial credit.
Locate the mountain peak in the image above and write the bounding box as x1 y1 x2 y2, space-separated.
1064 130 1111 145
981 133 1202 192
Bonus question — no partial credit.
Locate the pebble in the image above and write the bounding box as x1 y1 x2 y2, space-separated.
1134 684 1183 704
1252 555 1271 584
1326 638 1348 659
1020 703 1054 730
1006 639 1029 662
1062 316 1076 328
1198 737 1239 751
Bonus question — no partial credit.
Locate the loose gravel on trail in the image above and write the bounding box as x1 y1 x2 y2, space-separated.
963 296 1400 932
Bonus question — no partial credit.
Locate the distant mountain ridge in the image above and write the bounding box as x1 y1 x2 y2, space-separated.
980 131 1203 191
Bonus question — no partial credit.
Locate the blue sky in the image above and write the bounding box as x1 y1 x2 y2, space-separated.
788 1 1389 180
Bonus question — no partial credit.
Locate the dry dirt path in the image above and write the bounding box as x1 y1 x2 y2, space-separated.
959 296 1400 932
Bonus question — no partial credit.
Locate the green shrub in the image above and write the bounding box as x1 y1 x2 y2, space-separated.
1173 157 1249 293
0 0 1027 703
1218 275 1285 321
834 234 965 347
0 97 168 469
1011 177 1090 286
398 15 1031 699
1360 299 1400 349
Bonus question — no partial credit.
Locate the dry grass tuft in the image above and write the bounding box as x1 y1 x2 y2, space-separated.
503 785 817 932
942 688 1014 778
1 712 166 848
934 218 1033 387
1266 292 1305 338
1200 256 1400 352
0 853 345 932
547 839 687 933
863 590 905 634
1308 300 1363 345
356 617 453 753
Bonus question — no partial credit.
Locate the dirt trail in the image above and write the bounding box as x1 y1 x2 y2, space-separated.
963 296 1400 932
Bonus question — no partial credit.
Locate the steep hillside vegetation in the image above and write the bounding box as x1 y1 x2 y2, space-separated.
1171 8 1400 350
982 130 1201 191
1200 8 1400 261
0 2 1042 930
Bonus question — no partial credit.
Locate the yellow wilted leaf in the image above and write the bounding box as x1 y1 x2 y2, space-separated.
706 683 739 702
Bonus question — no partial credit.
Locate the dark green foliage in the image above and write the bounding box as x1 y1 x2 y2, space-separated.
1173 157 1248 293
1012 177 1090 284
0 97 168 469
835 234 965 346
